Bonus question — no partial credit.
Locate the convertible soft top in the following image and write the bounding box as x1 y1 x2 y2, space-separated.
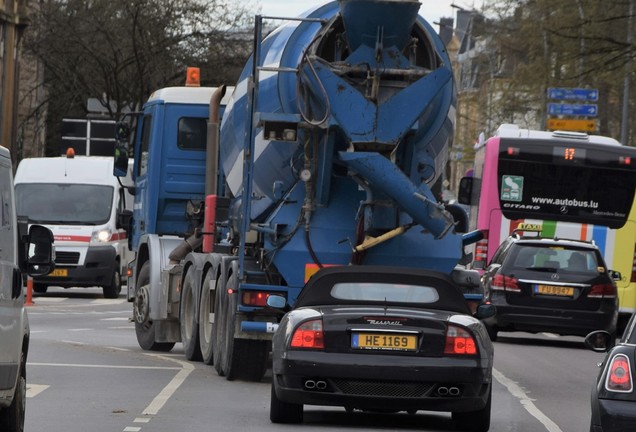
295 266 472 314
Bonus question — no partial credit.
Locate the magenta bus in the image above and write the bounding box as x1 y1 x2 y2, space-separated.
458 124 636 326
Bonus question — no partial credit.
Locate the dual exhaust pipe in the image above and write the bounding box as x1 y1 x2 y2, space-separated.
436 386 461 397
304 380 327 390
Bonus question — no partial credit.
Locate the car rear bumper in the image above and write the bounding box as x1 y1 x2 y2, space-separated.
486 301 617 335
272 351 491 413
593 398 636 432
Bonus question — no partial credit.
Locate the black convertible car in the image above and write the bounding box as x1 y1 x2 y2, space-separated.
585 313 636 432
268 266 495 431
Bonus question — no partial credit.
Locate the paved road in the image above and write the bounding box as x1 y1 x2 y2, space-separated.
24 287 602 431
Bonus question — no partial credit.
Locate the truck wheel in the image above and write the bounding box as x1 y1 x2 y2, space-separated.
270 381 303 423
217 272 269 381
180 269 202 361
133 261 175 352
103 269 122 299
212 273 227 376
199 268 216 365
0 354 26 431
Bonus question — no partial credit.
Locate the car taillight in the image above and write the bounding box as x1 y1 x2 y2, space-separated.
587 283 617 299
474 233 489 264
290 319 324 349
444 324 478 356
605 354 633 392
241 291 274 307
491 274 520 292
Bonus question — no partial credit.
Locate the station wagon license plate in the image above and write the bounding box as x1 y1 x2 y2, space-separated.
351 332 417 351
535 284 574 297
48 268 68 277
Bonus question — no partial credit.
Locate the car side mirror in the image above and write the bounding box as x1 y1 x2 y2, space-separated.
114 144 130 177
584 330 614 352
117 209 133 230
608 270 622 282
266 294 290 313
26 224 55 276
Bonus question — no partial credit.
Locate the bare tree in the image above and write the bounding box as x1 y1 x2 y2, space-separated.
23 0 256 155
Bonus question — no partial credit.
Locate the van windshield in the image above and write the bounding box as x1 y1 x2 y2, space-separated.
15 183 114 225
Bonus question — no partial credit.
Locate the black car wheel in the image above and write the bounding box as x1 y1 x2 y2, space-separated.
270 381 303 423
485 324 499 342
103 269 122 299
0 354 26 432
453 384 491 432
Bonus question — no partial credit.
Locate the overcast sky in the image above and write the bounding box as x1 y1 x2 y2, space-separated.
257 1 467 28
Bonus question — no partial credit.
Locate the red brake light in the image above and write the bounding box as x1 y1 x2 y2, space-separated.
474 233 489 264
241 291 272 307
444 324 478 356
290 319 324 349
605 354 633 392
587 283 617 299
492 274 520 292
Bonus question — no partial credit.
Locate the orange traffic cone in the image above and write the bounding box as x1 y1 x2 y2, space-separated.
25 277 34 306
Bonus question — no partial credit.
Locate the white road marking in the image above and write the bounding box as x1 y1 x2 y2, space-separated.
26 384 49 398
101 317 130 321
31 297 66 303
123 427 141 432
92 299 127 306
28 362 180 371
493 368 564 432
134 418 151 423
68 328 92 332
141 354 194 416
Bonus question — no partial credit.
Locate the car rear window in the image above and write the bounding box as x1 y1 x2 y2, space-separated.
511 245 601 273
331 282 440 304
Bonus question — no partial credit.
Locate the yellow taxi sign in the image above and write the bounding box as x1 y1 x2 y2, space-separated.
516 223 542 232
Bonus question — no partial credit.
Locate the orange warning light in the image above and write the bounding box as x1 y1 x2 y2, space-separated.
185 67 201 87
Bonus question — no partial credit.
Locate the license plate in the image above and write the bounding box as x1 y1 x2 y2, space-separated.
48 268 68 277
535 284 574 297
351 332 417 351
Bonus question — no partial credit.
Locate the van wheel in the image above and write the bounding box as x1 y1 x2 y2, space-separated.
134 262 175 352
33 283 47 294
0 354 26 431
103 269 122 299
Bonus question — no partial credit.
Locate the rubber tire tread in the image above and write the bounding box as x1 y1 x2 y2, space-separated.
180 269 203 361
269 381 303 423
199 269 215 365
134 262 175 352
103 268 122 299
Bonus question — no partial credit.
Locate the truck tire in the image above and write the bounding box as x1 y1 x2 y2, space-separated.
215 272 269 381
0 354 26 432
270 381 302 423
212 273 227 376
133 261 175 352
198 268 216 365
103 269 122 299
180 268 202 361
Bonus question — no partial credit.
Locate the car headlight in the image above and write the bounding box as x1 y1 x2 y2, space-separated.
91 228 112 243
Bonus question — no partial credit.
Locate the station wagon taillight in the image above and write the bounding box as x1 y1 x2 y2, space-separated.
290 319 324 349
474 233 489 265
492 274 520 292
605 354 633 392
444 324 478 356
587 283 617 299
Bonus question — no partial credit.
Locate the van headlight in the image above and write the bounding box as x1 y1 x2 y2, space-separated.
91 228 112 243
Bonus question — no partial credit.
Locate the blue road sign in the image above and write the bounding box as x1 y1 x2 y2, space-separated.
547 102 598 117
547 87 599 101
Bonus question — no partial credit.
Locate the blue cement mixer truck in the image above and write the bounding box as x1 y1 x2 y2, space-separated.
113 0 482 381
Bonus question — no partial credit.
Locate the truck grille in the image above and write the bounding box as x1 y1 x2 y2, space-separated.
331 379 432 398
55 251 80 265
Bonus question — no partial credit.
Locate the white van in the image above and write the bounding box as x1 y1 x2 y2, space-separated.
0 144 54 431
14 150 133 298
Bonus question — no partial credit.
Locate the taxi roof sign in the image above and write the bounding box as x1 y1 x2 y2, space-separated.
516 223 542 232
